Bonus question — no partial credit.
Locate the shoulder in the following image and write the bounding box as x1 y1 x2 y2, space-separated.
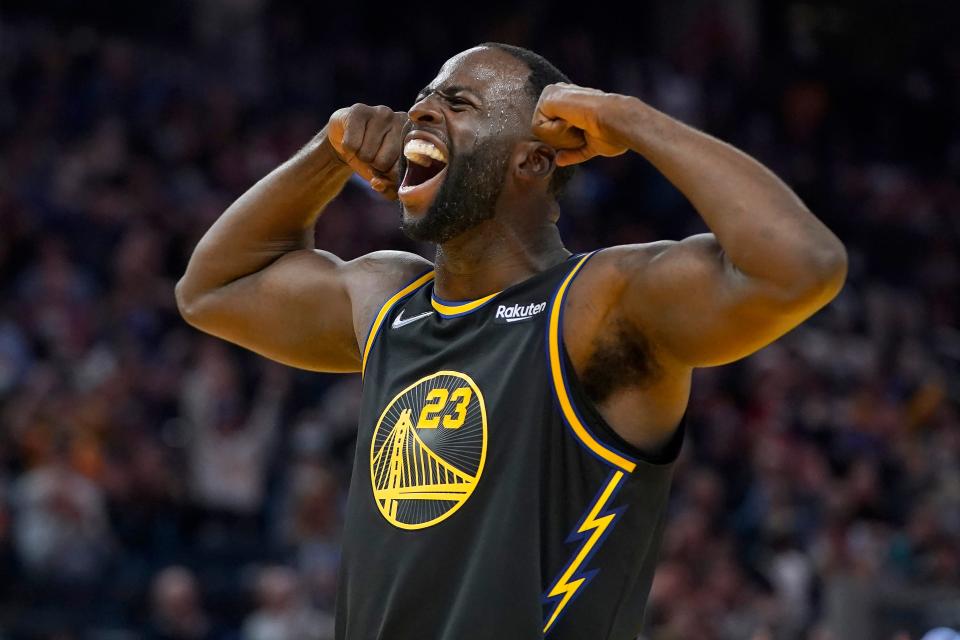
342 250 434 345
346 249 433 276
562 244 668 352
342 250 433 294
565 240 719 360
575 236 720 299
587 238 715 272
570 242 676 300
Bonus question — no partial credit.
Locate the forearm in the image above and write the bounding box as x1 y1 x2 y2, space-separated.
178 128 353 302
606 96 846 293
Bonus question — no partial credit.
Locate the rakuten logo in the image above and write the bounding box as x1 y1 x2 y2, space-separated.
494 301 547 323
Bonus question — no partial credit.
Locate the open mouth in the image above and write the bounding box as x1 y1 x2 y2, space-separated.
398 137 449 211
403 156 446 187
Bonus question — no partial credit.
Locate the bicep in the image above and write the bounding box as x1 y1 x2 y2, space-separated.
621 235 821 367
182 248 361 372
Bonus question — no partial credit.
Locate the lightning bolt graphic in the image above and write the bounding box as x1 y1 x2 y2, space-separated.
542 470 627 634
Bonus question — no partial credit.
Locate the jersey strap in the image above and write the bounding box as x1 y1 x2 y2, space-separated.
546 252 638 473
361 270 435 375
543 251 640 634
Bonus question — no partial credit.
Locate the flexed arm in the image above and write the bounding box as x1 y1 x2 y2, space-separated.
176 106 430 372
533 84 847 367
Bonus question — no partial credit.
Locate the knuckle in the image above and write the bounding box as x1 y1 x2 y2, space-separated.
372 156 396 173
348 103 371 121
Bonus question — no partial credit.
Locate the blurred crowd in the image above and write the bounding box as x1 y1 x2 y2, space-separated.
1 1 958 639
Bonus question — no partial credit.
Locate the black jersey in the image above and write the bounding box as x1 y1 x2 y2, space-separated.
336 252 683 640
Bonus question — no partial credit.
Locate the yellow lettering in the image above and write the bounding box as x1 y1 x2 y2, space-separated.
417 388 449 428
442 388 472 429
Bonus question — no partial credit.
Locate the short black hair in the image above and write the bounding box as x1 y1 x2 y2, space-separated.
479 42 576 197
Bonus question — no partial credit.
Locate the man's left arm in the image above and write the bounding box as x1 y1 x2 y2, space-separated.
534 84 848 367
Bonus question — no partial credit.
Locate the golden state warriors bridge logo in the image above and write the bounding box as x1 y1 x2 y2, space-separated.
370 371 487 529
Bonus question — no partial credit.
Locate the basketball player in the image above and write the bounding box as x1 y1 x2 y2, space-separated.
176 44 846 639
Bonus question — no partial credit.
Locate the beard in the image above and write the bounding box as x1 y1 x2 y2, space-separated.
399 136 512 244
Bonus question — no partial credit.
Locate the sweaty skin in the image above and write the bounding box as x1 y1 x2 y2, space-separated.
176 46 847 454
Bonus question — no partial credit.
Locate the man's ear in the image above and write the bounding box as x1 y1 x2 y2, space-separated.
514 141 557 183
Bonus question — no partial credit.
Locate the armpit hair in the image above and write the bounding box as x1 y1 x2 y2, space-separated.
580 318 663 404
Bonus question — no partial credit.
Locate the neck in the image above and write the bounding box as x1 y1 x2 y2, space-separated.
432 207 570 300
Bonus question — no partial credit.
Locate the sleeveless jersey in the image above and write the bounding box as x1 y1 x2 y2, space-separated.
336 252 683 640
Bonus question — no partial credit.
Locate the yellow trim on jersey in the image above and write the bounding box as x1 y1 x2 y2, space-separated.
430 290 500 317
547 254 637 473
543 470 626 634
361 271 435 375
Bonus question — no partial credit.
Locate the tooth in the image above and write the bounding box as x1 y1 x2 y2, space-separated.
404 139 447 165
404 151 432 167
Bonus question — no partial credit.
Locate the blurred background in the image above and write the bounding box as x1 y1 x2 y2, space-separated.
1 1 958 638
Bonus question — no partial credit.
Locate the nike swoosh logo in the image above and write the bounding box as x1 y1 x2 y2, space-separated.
391 309 433 329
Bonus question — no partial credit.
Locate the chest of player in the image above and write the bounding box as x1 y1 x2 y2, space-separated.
341 255 680 639
358 275 562 529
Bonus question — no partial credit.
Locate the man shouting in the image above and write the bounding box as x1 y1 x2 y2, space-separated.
177 43 847 639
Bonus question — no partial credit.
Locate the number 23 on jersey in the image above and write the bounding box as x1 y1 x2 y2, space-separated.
369 371 488 530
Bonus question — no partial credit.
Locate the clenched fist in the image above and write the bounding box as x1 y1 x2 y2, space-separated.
532 83 630 167
327 104 408 199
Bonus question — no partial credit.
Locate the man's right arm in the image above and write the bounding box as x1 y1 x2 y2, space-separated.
175 105 430 372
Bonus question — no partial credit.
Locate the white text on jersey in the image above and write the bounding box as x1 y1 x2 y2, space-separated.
495 302 546 323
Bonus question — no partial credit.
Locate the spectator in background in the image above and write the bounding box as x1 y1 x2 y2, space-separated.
272 397 349 609
242 565 334 640
10 441 111 584
279 459 341 610
147 566 223 640
180 341 288 525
